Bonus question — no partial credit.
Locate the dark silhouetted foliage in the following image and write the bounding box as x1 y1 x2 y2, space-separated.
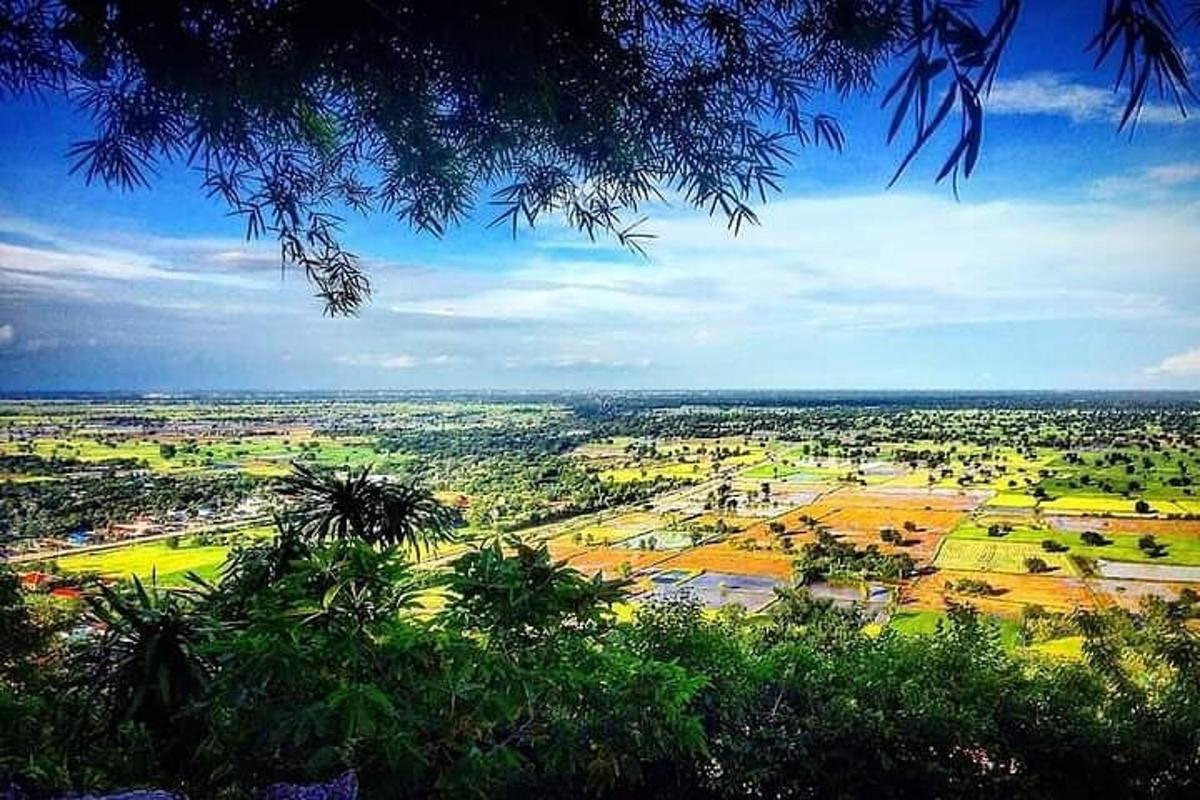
0 1 1192 313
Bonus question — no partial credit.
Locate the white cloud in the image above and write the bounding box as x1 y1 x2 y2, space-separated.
1090 161 1200 199
989 73 1116 121
382 192 1200 337
334 353 466 369
0 217 277 302
1145 163 1200 185
988 72 1193 125
0 324 13 346
335 353 419 369
501 354 653 369
5 187 1198 388
1146 347 1200 377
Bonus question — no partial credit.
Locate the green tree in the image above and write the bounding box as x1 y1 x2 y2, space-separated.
81 574 213 759
279 463 457 555
1025 556 1050 574
0 563 47 683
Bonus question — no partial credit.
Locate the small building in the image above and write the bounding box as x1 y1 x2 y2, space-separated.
66 529 93 546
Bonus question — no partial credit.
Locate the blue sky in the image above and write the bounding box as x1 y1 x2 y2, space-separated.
1 1 1198 391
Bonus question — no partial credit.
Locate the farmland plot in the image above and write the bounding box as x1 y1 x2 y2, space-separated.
906 569 1094 615
644 571 782 611
933 538 1077 575
1096 560 1200 582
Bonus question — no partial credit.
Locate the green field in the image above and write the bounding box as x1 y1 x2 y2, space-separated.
950 521 1200 566
1039 448 1200 501
741 447 850 480
887 609 946 636
1 434 409 477
1027 635 1085 661
741 462 843 480
889 609 1022 648
53 526 273 585
933 537 1078 575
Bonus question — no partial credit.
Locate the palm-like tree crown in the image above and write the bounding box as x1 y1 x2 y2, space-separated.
278 463 457 557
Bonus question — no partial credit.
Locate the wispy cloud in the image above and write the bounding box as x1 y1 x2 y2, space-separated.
1147 347 1200 377
4 188 1198 389
335 353 420 369
988 72 1193 125
1091 161 1200 198
382 192 1200 336
0 216 276 302
0 323 13 346
501 354 653 370
334 353 467 369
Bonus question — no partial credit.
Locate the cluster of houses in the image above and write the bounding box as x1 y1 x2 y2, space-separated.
3 497 268 560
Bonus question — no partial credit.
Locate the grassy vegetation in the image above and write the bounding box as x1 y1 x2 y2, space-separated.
0 434 410 477
1027 635 1086 661
950 521 1200 566
933 538 1079 575
889 609 1022 649
53 526 273 584
1040 448 1200 501
888 609 945 636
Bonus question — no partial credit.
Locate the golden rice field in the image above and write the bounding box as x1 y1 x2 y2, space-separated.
1038 495 1140 514
905 569 1094 616
984 492 1039 508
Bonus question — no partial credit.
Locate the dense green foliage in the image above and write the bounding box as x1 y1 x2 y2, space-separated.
0 471 256 541
451 454 683 531
3 530 1200 797
278 463 458 554
794 528 916 583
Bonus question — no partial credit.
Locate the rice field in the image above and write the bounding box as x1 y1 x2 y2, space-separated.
618 529 698 550
599 462 710 482
933 538 1078 575
560 511 661 545
18 424 1200 629
1038 495 1140 514
950 521 1200 566
1092 578 1193 610
889 609 1024 648
1045 515 1200 537
0 433 406 476
559 546 672 577
643 571 783 611
53 526 273 585
985 492 1039 509
906 569 1094 615
653 543 796 579
1096 560 1200 582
